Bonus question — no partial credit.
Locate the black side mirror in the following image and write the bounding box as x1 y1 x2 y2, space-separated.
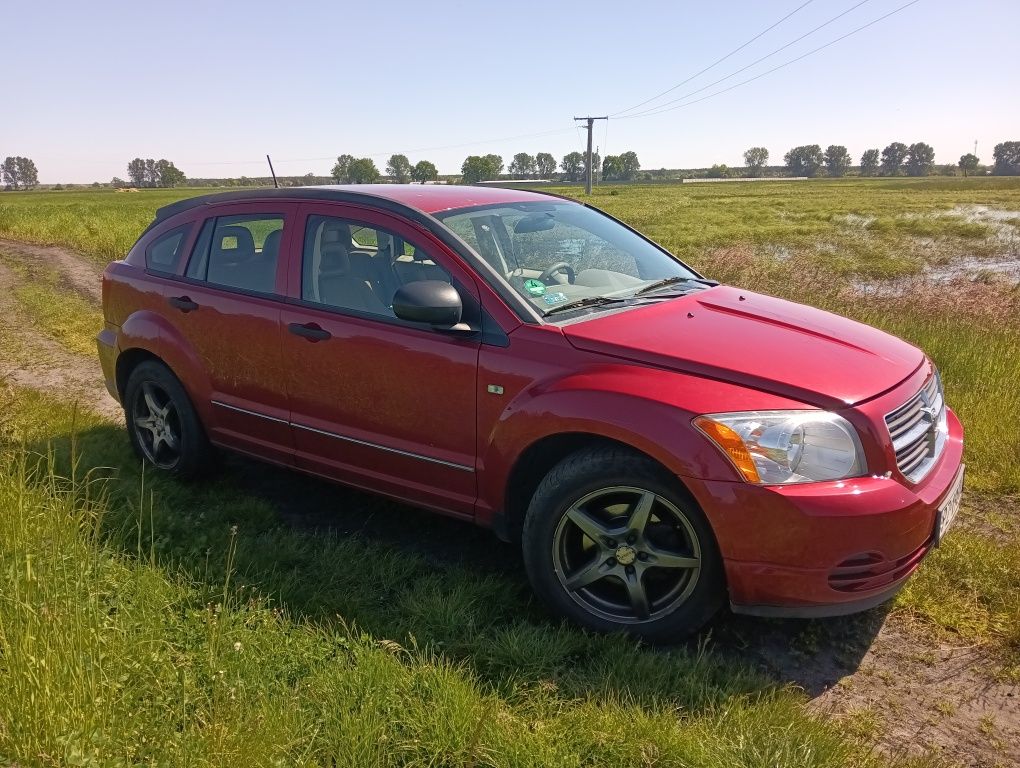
393 280 467 330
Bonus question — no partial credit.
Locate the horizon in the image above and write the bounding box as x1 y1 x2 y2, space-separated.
4 0 1018 184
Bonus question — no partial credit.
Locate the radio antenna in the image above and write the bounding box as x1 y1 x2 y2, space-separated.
266 154 279 188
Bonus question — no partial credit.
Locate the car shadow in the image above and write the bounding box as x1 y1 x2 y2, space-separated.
38 423 887 702
216 448 891 699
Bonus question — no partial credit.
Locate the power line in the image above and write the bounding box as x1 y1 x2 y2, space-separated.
618 0 875 120
617 0 921 121
611 0 817 117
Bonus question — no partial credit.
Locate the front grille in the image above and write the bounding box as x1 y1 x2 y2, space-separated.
884 373 947 483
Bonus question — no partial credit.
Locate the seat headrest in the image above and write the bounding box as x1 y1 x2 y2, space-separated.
262 229 282 260
321 220 352 249
320 242 351 275
212 225 256 264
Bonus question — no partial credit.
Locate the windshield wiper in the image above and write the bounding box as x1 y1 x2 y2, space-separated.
634 276 718 296
543 295 630 316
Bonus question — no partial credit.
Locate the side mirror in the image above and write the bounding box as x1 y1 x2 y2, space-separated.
393 280 467 329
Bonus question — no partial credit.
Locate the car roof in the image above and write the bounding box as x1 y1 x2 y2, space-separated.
153 184 576 224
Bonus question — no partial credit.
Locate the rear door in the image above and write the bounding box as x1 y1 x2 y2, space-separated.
162 202 297 464
280 203 481 516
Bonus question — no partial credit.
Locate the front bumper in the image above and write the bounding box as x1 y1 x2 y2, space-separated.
684 407 964 618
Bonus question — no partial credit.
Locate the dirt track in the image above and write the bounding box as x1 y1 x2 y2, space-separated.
0 237 1016 766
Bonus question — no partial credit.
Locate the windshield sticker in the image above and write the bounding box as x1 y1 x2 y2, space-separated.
543 292 568 305
524 278 546 297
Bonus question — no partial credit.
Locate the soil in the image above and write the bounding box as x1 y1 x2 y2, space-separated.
0 237 1017 766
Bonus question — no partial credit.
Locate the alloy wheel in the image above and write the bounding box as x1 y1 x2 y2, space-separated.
551 486 702 623
132 381 182 469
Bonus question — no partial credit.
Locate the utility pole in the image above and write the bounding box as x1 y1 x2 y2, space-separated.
574 116 607 195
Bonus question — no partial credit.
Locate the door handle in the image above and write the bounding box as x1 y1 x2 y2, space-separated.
288 322 331 341
168 295 199 313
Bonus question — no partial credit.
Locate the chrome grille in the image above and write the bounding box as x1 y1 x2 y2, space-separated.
884 372 947 483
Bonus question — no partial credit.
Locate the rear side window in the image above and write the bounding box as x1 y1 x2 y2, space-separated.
185 214 284 294
145 225 190 273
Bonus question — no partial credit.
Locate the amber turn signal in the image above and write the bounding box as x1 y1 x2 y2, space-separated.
693 416 762 483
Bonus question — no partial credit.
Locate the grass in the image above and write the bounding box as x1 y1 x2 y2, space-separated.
0 250 103 357
1 177 1018 762
0 387 877 767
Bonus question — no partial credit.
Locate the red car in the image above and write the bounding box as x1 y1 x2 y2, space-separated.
98 185 964 639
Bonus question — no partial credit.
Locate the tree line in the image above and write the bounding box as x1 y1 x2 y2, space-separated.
126 158 187 188
2 157 39 190
733 140 1020 179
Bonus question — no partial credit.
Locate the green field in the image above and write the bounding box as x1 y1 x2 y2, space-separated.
1 178 1019 765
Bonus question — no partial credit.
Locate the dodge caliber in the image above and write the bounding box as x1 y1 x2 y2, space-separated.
98 185 965 639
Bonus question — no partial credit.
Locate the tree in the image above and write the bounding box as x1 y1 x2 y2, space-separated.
143 159 158 187
2 156 38 190
461 155 502 183
860 149 880 176
127 158 147 186
331 154 356 183
784 145 823 177
411 160 438 183
601 155 621 181
707 164 730 179
992 141 1020 175
958 153 979 177
509 152 536 179
905 142 935 177
880 142 908 176
155 159 186 187
347 158 380 184
824 145 851 177
386 154 412 183
17 157 38 189
743 147 768 177
535 152 556 178
561 151 584 181
483 154 504 177
2 157 19 189
618 151 640 180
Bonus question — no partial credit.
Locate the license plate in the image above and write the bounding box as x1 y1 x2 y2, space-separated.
934 465 965 547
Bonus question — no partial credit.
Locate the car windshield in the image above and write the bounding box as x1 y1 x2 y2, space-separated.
436 201 701 315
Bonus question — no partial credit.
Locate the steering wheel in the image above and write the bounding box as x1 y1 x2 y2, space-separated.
538 261 575 284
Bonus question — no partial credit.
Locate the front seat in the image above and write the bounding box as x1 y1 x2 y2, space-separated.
318 239 387 314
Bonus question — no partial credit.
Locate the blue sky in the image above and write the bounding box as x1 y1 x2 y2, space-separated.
4 0 1018 183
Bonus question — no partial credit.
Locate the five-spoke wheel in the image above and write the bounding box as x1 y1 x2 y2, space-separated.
124 360 212 478
553 487 702 623
132 381 182 469
523 447 723 640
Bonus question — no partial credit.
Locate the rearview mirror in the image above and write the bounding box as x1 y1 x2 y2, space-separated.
393 280 466 329
513 213 555 234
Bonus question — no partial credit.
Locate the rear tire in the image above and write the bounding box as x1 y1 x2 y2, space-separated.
522 446 724 642
124 360 211 479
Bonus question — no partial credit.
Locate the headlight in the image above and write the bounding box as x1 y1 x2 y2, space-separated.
694 410 866 484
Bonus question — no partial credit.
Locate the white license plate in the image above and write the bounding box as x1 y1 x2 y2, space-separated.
934 465 965 546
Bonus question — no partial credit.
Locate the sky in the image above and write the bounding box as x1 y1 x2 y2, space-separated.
3 0 1018 183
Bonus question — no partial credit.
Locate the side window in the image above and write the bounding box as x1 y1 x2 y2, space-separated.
145 225 190 274
301 215 451 319
185 214 284 294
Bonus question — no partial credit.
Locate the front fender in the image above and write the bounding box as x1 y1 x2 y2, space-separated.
476 363 808 522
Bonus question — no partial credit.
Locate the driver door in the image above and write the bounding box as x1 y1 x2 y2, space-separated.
280 203 482 517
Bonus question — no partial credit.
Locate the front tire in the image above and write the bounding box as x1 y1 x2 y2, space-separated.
522 447 724 641
124 360 211 479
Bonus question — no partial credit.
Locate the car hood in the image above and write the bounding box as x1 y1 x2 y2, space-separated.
561 286 924 408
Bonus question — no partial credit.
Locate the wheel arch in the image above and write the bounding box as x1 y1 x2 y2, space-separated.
499 432 706 545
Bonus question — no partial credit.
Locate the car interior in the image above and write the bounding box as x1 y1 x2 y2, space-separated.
302 216 450 316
